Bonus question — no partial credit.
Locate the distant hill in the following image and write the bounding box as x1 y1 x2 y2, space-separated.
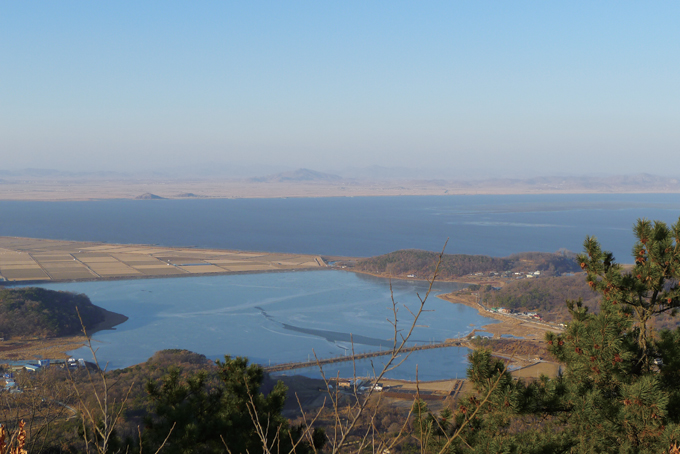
0 287 110 338
135 192 165 200
353 249 580 279
249 168 343 183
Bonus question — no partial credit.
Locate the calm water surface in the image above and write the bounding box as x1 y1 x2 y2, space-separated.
6 194 680 379
33 271 488 380
2 194 680 260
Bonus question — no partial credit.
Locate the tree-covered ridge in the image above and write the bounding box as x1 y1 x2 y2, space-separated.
484 274 598 321
354 249 580 279
483 273 680 328
0 287 106 338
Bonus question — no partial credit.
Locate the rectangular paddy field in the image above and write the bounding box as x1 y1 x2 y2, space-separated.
0 237 326 283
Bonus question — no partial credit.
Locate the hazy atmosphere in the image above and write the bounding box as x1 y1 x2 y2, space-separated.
2 2 679 178
4 4 680 452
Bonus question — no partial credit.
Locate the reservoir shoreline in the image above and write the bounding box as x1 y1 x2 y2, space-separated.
1 236 559 378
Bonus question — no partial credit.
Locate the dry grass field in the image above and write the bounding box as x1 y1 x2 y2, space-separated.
511 361 561 379
0 237 326 283
0 336 89 360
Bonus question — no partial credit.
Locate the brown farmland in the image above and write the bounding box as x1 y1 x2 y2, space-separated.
0 237 326 283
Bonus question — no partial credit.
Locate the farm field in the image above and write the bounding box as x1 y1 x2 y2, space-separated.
0 236 325 283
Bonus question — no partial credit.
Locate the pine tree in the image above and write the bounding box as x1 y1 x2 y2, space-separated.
141 356 324 454
453 218 680 453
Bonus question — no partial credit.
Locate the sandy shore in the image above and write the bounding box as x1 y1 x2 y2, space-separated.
438 291 562 340
0 336 88 361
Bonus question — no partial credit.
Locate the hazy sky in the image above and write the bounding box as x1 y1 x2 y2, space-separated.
2 2 679 177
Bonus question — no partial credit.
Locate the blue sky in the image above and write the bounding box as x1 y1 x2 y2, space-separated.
1 2 679 177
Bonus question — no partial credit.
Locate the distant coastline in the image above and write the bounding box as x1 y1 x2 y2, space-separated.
0 172 679 201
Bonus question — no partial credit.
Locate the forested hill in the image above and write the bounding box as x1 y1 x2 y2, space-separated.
483 273 680 329
353 249 580 279
0 287 107 338
484 274 597 322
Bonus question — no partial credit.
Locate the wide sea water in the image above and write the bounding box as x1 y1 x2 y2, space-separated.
2 193 680 259
3 194 680 379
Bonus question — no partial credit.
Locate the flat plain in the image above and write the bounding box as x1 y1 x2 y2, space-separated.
0 236 326 283
2 175 680 201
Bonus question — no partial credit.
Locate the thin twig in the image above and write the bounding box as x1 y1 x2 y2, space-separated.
316 241 450 454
